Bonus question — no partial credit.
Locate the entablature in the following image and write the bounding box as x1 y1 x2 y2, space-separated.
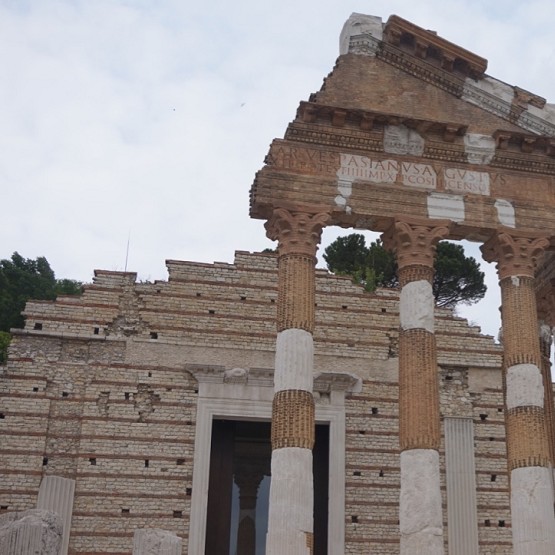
187 364 361 396
251 135 555 242
295 101 468 141
493 130 555 156
283 104 555 176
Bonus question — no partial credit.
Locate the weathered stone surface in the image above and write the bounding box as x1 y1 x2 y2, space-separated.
339 13 383 55
132 528 182 555
399 280 434 333
384 125 425 156
274 329 313 392
0 509 63 555
266 448 313 555
400 450 443 554
495 199 516 228
511 467 555 554
4 9 542 554
37 476 75 555
463 133 496 165
427 192 465 223
506 363 544 410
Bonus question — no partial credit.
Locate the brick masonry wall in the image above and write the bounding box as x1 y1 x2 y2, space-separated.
0 251 519 554
314 54 524 135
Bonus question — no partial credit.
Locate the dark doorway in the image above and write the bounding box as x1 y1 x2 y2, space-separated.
313 424 330 555
205 419 330 555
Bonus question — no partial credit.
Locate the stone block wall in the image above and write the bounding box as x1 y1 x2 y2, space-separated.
0 250 518 554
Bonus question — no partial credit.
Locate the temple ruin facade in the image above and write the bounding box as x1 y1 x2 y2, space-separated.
3 12 555 555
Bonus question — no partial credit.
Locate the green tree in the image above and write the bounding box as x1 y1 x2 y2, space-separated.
323 234 486 308
432 242 487 308
0 253 82 363
0 331 11 364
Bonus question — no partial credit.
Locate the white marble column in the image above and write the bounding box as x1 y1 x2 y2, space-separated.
383 218 450 555
0 509 62 555
265 208 328 555
132 528 182 555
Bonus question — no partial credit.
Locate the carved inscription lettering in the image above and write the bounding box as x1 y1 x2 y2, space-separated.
491 173 507 186
339 154 436 189
269 146 506 200
268 145 339 174
444 168 490 195
401 162 436 189
339 155 398 183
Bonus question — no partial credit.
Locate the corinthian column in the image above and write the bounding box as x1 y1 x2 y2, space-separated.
264 207 329 555
536 280 555 472
382 216 450 555
482 229 555 555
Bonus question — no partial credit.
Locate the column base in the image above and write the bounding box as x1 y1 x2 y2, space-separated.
511 466 555 555
266 447 313 555
400 449 444 555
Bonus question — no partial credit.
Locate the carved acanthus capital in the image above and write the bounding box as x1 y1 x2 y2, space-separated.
481 229 549 280
265 208 330 258
381 217 451 270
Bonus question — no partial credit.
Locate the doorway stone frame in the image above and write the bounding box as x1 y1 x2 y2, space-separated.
186 365 360 555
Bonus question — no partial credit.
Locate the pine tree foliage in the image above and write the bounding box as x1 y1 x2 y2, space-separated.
323 234 486 307
0 253 82 363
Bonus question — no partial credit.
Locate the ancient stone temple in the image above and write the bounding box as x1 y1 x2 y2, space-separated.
2 12 555 555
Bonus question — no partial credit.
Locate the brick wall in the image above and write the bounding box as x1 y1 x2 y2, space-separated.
1 251 516 554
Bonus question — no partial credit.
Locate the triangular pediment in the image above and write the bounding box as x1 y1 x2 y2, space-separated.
325 14 555 136
250 14 555 245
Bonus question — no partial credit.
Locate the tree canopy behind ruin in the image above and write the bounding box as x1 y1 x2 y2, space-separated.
0 252 82 363
323 234 486 308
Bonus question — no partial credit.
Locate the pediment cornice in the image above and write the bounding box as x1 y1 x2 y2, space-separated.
343 27 555 137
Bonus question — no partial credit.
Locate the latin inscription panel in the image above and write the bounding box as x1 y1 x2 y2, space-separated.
265 142 552 205
338 154 436 189
444 169 490 196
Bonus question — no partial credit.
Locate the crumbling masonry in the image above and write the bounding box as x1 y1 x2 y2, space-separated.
3 12 555 555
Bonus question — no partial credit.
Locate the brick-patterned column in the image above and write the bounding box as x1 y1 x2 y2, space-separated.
538 324 555 473
482 229 555 555
536 283 555 471
382 217 450 555
264 208 329 555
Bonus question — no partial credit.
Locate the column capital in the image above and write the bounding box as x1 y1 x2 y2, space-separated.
481 228 549 280
265 208 330 258
234 460 266 509
381 216 451 270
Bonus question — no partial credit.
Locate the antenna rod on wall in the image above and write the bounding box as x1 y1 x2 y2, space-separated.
124 232 130 272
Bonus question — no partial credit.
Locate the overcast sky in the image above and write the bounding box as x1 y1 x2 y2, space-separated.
3 0 555 339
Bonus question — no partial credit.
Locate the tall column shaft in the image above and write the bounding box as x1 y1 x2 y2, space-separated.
538 323 555 470
482 230 555 555
265 208 328 555
382 217 450 555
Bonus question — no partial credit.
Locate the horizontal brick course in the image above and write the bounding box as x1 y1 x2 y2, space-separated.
0 251 518 554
